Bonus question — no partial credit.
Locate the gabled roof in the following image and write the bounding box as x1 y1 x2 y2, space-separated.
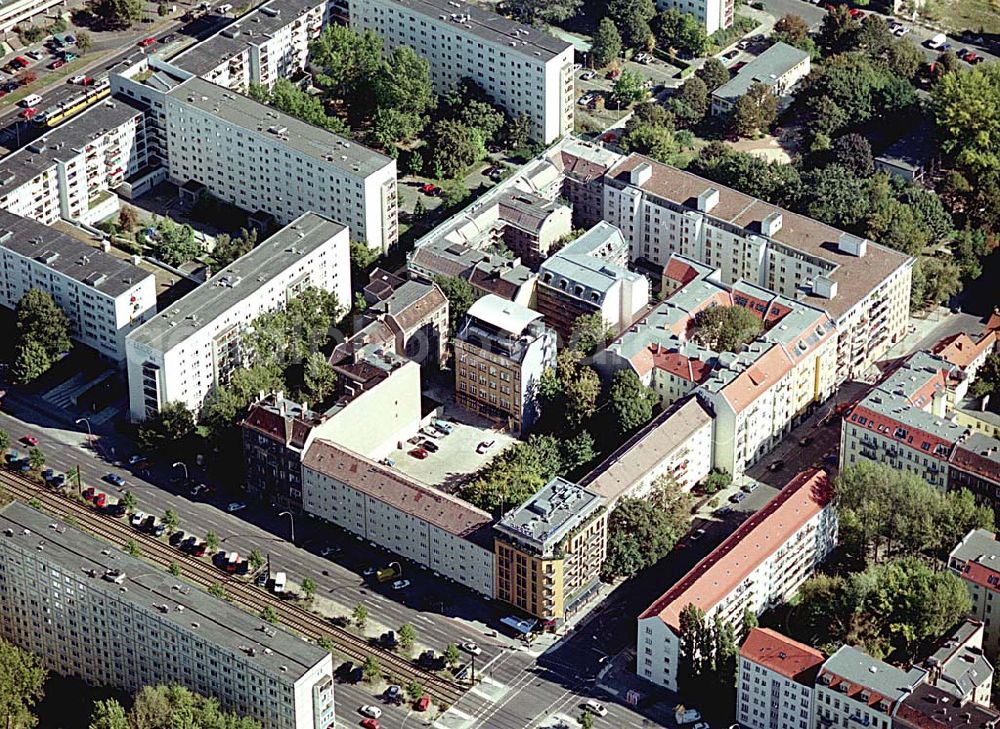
739 628 825 685
818 645 925 713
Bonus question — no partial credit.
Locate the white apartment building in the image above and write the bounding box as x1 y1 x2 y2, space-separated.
950 530 1000 661
738 627 826 729
171 0 329 93
349 0 574 144
0 502 336 729
603 156 913 384
655 0 733 34
302 439 496 596
126 212 349 421
814 646 925 729
0 209 156 362
637 469 837 691
0 96 149 226
0 0 65 32
582 396 714 503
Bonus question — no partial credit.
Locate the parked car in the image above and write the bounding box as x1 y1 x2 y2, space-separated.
160 33 176 43
584 700 608 717
320 545 341 557
690 528 706 541
415 696 430 712
408 448 428 460
421 440 439 453
580 70 596 80
20 435 38 446
104 473 126 487
392 579 411 590
743 481 759 493
227 502 246 512
48 59 65 69
420 182 440 195
138 37 157 47
459 640 482 655
360 705 383 719
799 435 813 447
729 491 746 504
384 685 403 704
130 512 146 528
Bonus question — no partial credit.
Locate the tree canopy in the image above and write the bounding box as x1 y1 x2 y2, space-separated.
932 63 1000 176
970 352 1000 400
504 0 581 25
87 0 141 28
694 305 762 352
608 369 658 436
136 401 196 452
150 218 200 267
432 275 480 333
461 435 563 513
607 0 655 49
0 637 46 729
103 684 261 729
591 18 623 68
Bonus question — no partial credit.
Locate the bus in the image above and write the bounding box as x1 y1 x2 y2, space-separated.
33 79 110 128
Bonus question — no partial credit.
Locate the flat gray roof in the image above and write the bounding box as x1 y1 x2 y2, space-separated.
127 212 345 353
496 477 603 550
713 41 809 104
0 97 146 197
0 501 327 679
951 529 1000 565
374 0 571 60
821 645 925 701
539 221 640 296
0 209 151 298
167 76 393 177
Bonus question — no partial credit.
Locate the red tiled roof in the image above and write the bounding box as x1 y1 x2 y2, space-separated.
650 347 713 384
846 405 955 461
932 331 996 370
958 554 1000 594
951 444 1000 485
243 406 289 443
740 628 825 684
722 345 794 413
639 469 833 630
663 258 704 289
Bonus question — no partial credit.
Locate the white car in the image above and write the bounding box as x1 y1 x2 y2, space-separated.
584 699 608 717
360 706 382 719
577 94 593 106
130 511 146 527
581 70 597 80
226 502 246 512
459 640 482 655
392 579 411 590
692 723 711 729
69 75 87 84
572 62 583 70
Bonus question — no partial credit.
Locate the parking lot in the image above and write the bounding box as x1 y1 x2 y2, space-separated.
574 57 681 133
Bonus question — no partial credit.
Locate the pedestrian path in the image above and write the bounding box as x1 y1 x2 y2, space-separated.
41 372 91 409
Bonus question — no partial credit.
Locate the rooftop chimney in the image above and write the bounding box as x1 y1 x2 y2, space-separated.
696 188 719 214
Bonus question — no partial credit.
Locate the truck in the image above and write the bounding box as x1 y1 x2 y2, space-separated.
376 565 400 583
272 571 287 594
224 552 242 572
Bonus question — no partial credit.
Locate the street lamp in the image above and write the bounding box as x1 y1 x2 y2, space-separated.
172 461 188 483
278 511 295 543
388 560 402 578
74 418 92 450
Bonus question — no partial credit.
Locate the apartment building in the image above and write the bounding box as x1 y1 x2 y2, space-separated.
493 477 607 622
0 502 335 729
349 0 574 144
814 646 926 729
357 273 449 368
637 469 836 691
551 138 623 229
950 530 1000 661
932 323 999 407
738 627 826 729
922 619 993 707
601 255 838 477
0 209 156 362
603 156 913 383
302 439 496 596
581 396 714 503
126 212 349 421
171 0 329 93
711 42 810 116
894 684 1000 729
655 0 732 33
497 190 572 267
0 96 149 226
536 221 649 341
0 0 66 32
454 294 556 434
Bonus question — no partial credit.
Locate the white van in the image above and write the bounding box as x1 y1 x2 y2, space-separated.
216 3 233 12
273 571 287 594
20 94 42 108
926 33 947 49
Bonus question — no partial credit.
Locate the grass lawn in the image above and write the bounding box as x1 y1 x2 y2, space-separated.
0 50 113 110
927 0 1000 35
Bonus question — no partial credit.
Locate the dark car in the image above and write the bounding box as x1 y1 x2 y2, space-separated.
768 459 785 472
799 436 813 447
160 33 176 43
106 503 127 518
379 630 397 648
336 661 354 680
421 440 439 453
169 530 185 546
729 491 746 504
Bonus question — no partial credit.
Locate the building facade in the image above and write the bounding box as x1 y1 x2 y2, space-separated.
454 294 556 434
637 469 836 691
126 213 349 421
0 502 335 729
814 646 925 729
302 439 496 597
603 156 913 384
950 530 1000 661
357 274 449 368
654 0 733 34
738 627 825 729
493 477 607 622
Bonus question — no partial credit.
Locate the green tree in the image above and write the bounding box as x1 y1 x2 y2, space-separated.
741 608 758 636
12 339 49 385
268 79 349 134
261 605 279 624
16 289 71 360
932 63 1000 175
884 39 922 79
696 57 730 91
970 352 1000 400
569 312 610 355
87 0 142 28
816 3 860 54
301 577 317 602
89 699 128 729
592 17 623 68
205 532 220 552
619 122 678 163
732 82 778 138
674 75 709 124
370 107 425 149
772 13 810 46
353 603 368 630
0 637 45 729
580 713 595 729
303 351 338 403
689 143 802 208
149 217 200 266
677 603 711 700
702 469 731 494
125 540 141 557
462 435 563 513
612 68 649 107
162 509 180 532
375 46 434 118
0 430 8 453
136 401 195 452
168 562 181 576
854 14 894 54
444 643 460 667
121 490 137 513
505 0 581 24
539 349 601 429
608 0 655 48
75 31 92 53
362 655 381 683
652 8 707 56
213 228 259 268
830 133 874 177
128 684 262 728
609 369 658 436
430 119 486 178
405 681 424 701
935 50 962 75
248 548 265 572
157 1 168 15
695 306 762 351
910 256 961 311
559 431 596 472
432 274 480 333
505 113 533 149
309 25 384 102
398 623 417 653
602 475 692 578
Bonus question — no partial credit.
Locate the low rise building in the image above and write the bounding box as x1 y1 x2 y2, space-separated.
497 190 572 267
637 469 836 691
408 239 536 306
710 42 810 116
349 0 574 143
454 294 556 434
950 530 1000 661
738 627 826 729
932 325 998 407
356 273 449 369
894 683 1000 729
814 646 926 729
922 619 993 707
302 439 496 596
581 396 713 503
603 156 913 383
493 477 607 622
0 209 156 362
126 212 349 421
0 502 335 729
535 221 649 341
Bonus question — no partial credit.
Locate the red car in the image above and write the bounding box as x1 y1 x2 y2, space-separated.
360 720 380 729
12 56 28 68
20 435 38 446
847 7 864 17
420 182 440 196
138 37 156 47
606 68 621 80
415 696 430 712
19 108 36 119
48 59 66 69
409 448 428 460
601 131 618 143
